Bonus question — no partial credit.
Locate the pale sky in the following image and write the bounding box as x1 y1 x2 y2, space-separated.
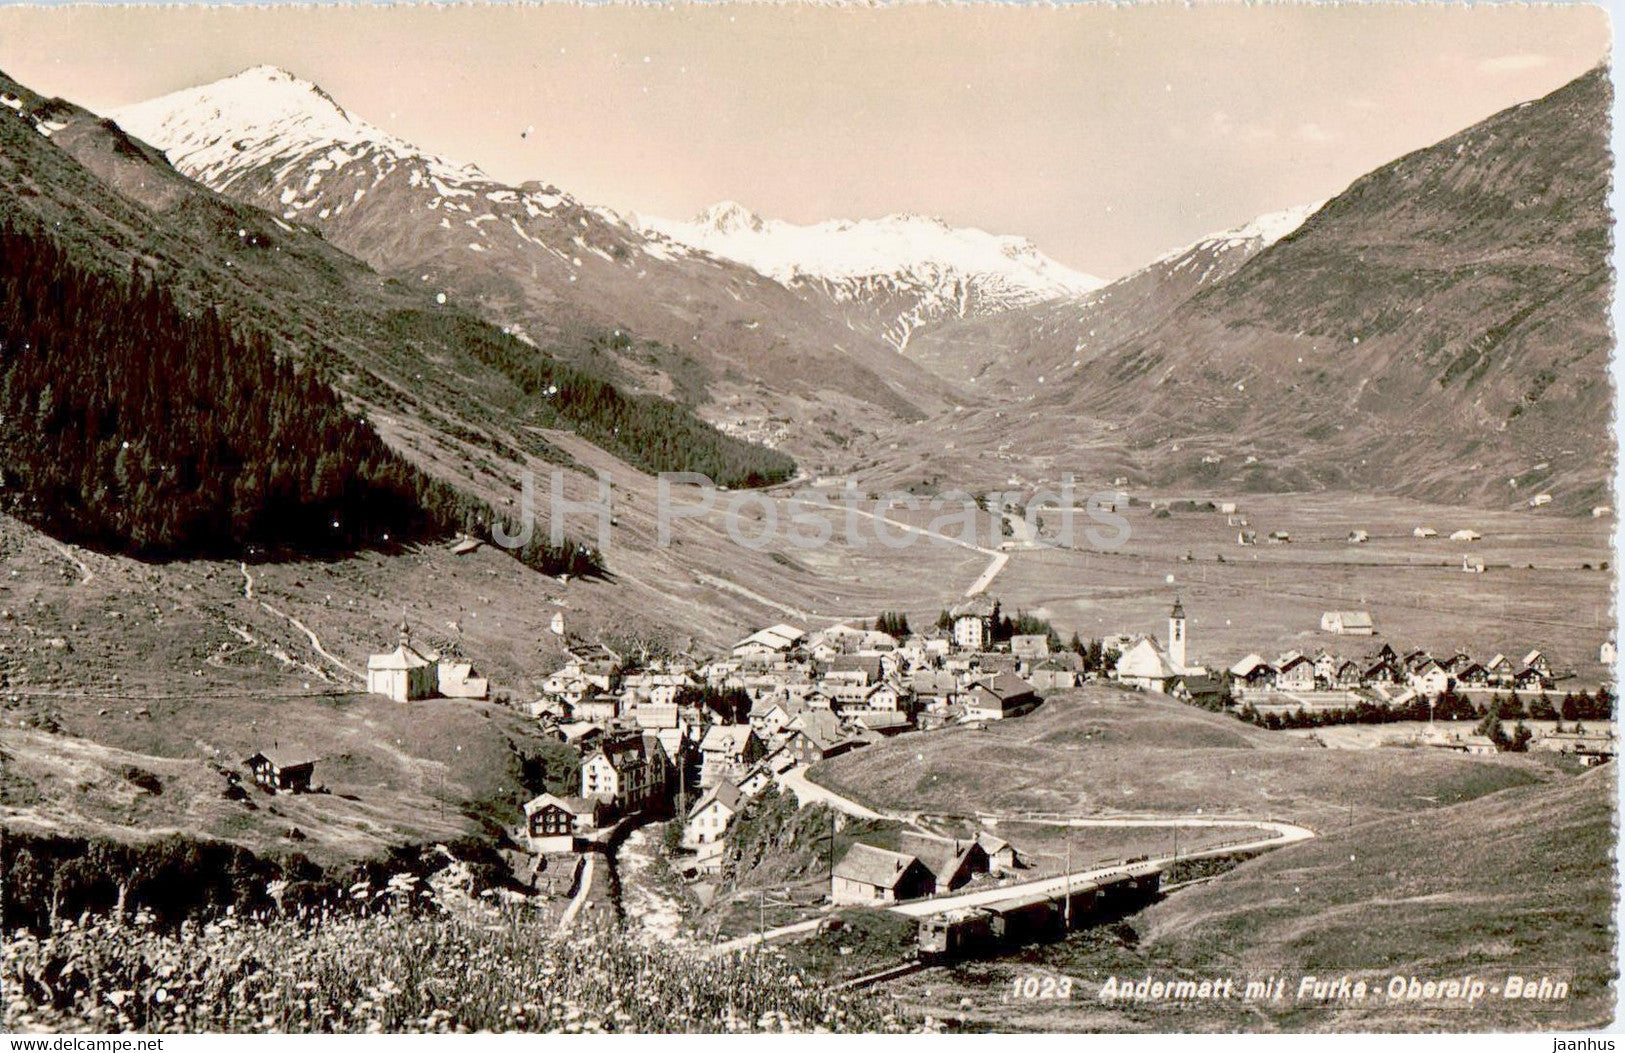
0 2 1609 277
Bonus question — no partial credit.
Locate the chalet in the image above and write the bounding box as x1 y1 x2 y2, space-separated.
903 831 990 893
977 832 1020 872
245 750 315 794
1312 650 1340 685
963 673 1040 720
1450 529 1482 542
1333 659 1364 687
1010 635 1051 660
1413 527 1438 539
1440 651 1473 675
1454 662 1490 687
1275 653 1316 692
781 711 855 765
831 844 935 905
581 732 668 816
950 596 997 652
1362 654 1402 685
683 780 743 847
1404 650 1434 670
1484 654 1515 686
1514 666 1552 693
1411 660 1450 697
1229 654 1275 689
747 697 801 739
1522 650 1554 680
856 679 908 713
367 623 438 702
1321 611 1375 636
699 725 766 788
523 793 606 852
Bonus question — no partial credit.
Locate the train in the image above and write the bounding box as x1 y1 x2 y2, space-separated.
917 860 1164 962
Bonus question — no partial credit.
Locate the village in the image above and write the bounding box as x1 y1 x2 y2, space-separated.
235 585 1615 921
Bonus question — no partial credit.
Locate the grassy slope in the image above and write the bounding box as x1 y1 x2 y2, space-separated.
886 67 1612 514
882 771 1612 1032
1136 768 1617 1030
812 689 1548 830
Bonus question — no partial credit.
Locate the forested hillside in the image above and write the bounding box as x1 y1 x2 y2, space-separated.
0 224 598 575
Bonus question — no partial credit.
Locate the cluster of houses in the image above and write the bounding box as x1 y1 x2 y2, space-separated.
515 600 1052 861
831 830 1021 905
1229 643 1561 699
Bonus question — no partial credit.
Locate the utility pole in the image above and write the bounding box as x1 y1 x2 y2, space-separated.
826 808 836 894
1063 837 1073 930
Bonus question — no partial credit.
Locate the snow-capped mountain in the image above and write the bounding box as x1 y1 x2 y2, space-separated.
902 202 1322 384
640 202 1105 352
1143 203 1320 278
112 67 941 449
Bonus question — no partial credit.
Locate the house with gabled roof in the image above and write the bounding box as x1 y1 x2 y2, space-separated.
1274 652 1316 692
963 672 1040 720
902 831 990 893
831 843 935 905
523 793 607 852
245 749 316 794
699 725 765 788
683 780 743 847
581 731 668 816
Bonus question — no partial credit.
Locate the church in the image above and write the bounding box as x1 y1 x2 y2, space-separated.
1114 599 1198 694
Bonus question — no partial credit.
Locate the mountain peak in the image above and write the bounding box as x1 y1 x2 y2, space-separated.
113 65 368 156
693 200 765 235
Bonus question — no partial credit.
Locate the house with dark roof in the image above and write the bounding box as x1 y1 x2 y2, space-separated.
963 672 1040 721
523 792 607 852
245 750 316 794
901 831 991 893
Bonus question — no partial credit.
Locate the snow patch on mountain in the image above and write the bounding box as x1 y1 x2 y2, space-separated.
113 66 486 193
645 201 1102 298
640 202 1104 350
1151 203 1322 268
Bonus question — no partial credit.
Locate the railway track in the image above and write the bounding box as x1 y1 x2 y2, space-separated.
833 958 935 991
